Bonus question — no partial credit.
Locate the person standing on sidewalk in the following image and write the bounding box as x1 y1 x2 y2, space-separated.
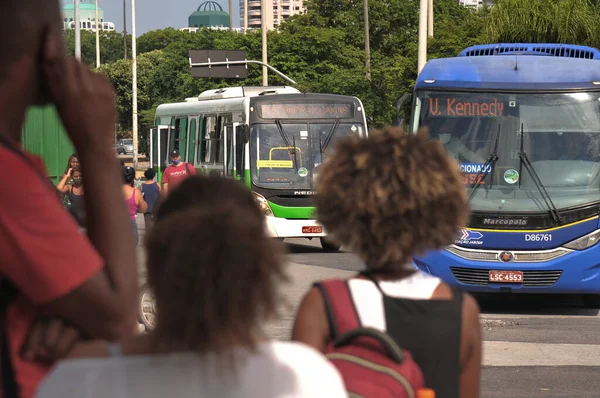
37 176 347 398
122 166 148 246
161 150 195 196
141 168 160 235
292 126 482 398
0 1 139 396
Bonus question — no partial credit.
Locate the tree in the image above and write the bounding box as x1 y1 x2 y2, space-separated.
487 0 600 47
64 30 132 67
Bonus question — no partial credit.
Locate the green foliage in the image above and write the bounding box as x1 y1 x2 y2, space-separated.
93 0 600 142
64 30 131 67
487 0 600 46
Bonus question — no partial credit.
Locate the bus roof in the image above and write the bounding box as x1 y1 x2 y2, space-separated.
416 43 600 91
155 92 364 119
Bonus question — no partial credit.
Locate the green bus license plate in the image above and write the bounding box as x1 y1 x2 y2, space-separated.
302 226 323 234
489 270 523 283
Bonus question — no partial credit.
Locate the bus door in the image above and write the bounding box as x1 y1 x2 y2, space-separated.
187 116 199 165
224 123 234 177
150 125 169 183
174 117 188 160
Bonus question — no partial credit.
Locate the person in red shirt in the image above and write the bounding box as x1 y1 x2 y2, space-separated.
0 1 138 397
161 150 196 196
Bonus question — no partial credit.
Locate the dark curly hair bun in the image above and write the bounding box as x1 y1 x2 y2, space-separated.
314 126 470 270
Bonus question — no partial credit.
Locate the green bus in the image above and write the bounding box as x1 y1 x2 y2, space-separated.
151 86 368 250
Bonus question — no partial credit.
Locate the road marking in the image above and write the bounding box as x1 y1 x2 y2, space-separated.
483 341 600 367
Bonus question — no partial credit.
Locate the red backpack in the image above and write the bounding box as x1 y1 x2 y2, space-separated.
316 279 426 398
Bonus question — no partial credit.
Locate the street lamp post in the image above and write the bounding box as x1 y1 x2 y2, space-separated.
364 0 371 80
123 0 128 60
428 0 434 37
417 0 428 74
74 0 81 60
261 0 271 86
132 0 138 167
95 0 101 68
229 0 233 32
244 0 248 33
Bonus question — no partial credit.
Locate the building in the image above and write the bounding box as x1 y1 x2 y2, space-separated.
62 0 116 32
240 0 305 30
458 0 494 8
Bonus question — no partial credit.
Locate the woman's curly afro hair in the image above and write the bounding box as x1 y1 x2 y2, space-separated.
314 126 470 270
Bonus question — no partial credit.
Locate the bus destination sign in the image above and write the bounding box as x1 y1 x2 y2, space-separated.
429 98 505 117
257 103 354 119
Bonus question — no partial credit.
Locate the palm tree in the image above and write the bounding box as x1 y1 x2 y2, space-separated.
487 0 598 46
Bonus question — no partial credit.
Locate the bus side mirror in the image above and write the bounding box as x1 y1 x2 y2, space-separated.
395 94 413 129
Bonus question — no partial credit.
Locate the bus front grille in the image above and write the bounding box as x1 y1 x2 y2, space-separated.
450 267 563 287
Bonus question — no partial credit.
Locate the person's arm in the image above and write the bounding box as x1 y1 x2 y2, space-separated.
56 170 72 194
136 189 148 214
291 287 330 352
38 47 138 339
460 294 482 398
161 171 169 197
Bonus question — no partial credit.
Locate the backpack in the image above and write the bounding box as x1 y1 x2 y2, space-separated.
316 279 426 398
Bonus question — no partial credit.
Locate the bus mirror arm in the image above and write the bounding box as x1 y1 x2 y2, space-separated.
394 94 413 128
237 125 249 144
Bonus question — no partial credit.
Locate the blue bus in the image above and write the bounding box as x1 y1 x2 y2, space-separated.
403 43 600 307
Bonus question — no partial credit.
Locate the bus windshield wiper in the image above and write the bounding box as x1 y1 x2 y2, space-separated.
467 124 502 202
517 123 562 224
321 118 340 152
274 119 298 170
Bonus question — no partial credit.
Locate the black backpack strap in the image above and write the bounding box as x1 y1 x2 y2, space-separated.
0 278 20 398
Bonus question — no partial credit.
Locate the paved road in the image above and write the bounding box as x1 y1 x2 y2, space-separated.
135 218 600 397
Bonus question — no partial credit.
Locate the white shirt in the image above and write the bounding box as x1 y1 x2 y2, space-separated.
36 341 347 398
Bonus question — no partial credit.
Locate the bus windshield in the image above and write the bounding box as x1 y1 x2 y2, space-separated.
414 91 600 212
250 122 363 189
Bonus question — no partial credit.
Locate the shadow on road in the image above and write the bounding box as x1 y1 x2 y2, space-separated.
284 242 344 254
475 293 600 317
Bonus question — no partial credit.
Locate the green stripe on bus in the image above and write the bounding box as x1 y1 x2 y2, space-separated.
268 201 315 219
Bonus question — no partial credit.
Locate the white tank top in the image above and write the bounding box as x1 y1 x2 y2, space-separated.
347 270 442 332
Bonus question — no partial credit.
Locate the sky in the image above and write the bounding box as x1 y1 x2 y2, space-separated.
60 0 242 34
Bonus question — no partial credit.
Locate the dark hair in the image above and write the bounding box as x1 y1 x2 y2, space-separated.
146 175 287 356
64 154 79 174
71 166 82 178
122 166 136 186
314 126 469 270
144 168 156 180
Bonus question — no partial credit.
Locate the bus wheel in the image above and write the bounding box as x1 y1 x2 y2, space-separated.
320 237 341 252
138 283 156 332
583 294 600 309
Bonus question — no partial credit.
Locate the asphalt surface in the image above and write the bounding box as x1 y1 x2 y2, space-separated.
135 218 600 397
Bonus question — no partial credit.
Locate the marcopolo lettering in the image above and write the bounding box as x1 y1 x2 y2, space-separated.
429 98 504 117
483 218 528 226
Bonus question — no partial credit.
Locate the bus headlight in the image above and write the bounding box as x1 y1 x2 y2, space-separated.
563 229 600 250
253 192 274 217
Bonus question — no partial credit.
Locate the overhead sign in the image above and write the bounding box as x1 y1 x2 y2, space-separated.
189 50 248 78
257 103 354 119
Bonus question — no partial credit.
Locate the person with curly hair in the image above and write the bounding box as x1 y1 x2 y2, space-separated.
292 126 482 398
122 166 147 245
36 176 347 398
